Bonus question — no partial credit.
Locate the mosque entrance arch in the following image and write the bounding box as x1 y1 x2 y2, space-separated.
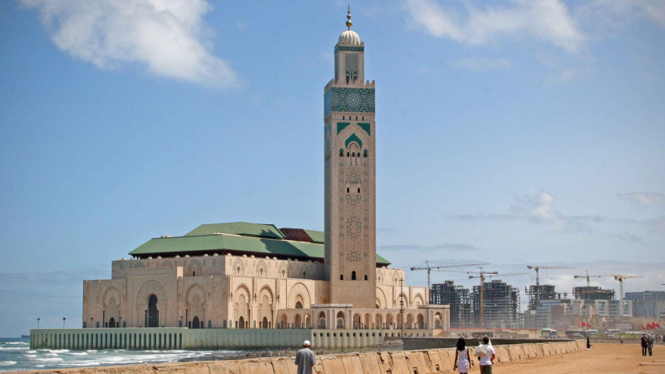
108 317 116 328
238 316 245 329
192 316 200 329
148 294 159 327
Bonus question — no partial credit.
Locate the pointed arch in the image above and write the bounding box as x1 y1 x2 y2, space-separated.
287 283 311 309
375 287 388 309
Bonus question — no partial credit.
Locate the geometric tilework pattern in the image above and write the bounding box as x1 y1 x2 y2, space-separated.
325 88 375 116
345 53 358 80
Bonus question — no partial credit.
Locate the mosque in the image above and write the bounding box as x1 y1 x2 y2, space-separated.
78 11 450 346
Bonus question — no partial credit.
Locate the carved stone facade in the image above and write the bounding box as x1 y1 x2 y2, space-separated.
82 253 446 331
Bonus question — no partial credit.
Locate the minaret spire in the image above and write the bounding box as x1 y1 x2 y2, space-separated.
346 5 353 30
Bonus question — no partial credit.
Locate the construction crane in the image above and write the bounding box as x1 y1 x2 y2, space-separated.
437 268 527 328
612 275 644 316
410 261 490 297
573 270 613 287
526 265 575 313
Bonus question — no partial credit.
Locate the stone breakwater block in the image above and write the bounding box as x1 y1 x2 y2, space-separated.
406 351 431 374
341 354 364 374
375 351 395 373
238 359 274 374
506 346 521 361
321 355 346 374
389 351 411 373
437 349 455 370
493 346 510 363
425 350 443 371
358 352 382 374
153 362 210 374
269 358 297 374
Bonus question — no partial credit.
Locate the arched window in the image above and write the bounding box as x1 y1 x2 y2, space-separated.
339 149 344 157
236 266 241 275
295 301 303 309
364 150 368 157
259 268 264 277
352 271 357 280
340 274 344 280
357 187 360 193
347 187 350 193
303 271 306 278
364 275 368 280
281 269 286 278
347 152 349 157
192 271 195 276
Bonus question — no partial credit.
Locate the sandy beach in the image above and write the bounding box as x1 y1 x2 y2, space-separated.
485 343 665 374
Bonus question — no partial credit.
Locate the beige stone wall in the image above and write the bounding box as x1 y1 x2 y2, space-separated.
83 254 440 332
84 254 338 329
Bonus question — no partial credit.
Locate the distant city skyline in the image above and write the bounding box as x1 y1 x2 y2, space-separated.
1 0 664 336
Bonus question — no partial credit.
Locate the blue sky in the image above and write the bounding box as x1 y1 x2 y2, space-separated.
1 0 664 336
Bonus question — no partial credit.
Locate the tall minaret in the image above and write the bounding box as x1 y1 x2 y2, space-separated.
324 8 376 308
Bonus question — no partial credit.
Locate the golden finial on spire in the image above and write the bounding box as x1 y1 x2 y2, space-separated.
346 5 353 30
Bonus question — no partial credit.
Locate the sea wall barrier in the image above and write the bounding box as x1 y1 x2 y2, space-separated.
30 328 434 350
402 337 572 350
18 340 587 374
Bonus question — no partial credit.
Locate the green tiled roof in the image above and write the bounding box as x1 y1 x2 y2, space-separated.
304 230 324 244
129 222 390 266
185 222 285 239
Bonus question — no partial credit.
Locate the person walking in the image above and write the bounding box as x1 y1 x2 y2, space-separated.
295 340 316 374
648 335 654 356
477 336 496 374
453 337 472 374
641 335 648 356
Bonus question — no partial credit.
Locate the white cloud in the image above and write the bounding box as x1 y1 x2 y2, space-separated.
20 0 238 87
617 192 665 207
404 0 584 51
450 57 511 71
510 191 592 233
584 0 665 28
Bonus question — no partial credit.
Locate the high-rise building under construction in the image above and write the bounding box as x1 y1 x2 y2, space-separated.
431 281 472 328
472 279 521 329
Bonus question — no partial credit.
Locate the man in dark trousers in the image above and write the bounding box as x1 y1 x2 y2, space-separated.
295 340 316 374
641 334 648 356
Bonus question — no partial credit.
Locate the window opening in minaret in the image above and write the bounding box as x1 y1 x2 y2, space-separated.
365 275 368 280
357 187 360 193
340 274 344 280
347 187 350 193
364 150 368 157
352 271 357 280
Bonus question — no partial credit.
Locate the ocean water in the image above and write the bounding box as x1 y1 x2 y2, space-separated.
0 338 243 372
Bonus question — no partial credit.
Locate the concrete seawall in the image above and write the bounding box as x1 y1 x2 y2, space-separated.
31 328 433 350
15 340 587 374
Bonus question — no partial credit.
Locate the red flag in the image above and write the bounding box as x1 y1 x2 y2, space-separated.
657 323 661 328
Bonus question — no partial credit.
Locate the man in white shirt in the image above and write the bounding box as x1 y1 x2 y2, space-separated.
478 336 496 374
